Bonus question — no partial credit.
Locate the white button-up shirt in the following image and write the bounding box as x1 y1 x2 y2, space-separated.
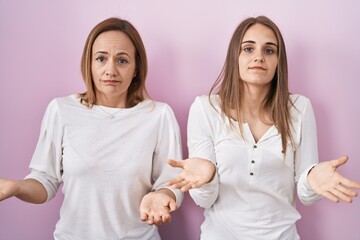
188 94 321 240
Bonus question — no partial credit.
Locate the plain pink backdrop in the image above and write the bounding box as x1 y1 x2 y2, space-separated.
0 1 359 239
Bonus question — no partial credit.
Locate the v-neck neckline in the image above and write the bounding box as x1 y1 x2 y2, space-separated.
243 123 278 144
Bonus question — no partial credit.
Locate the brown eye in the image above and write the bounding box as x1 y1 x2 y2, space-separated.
243 47 253 53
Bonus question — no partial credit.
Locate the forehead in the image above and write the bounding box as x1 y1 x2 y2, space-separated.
92 30 135 52
242 23 278 45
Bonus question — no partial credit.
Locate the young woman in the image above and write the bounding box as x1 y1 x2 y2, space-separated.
0 18 183 240
168 16 360 239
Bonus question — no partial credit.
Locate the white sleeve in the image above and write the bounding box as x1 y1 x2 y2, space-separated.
188 97 219 208
295 98 322 205
151 104 184 205
25 99 63 202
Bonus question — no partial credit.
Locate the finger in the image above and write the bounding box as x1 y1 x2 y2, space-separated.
167 159 184 169
336 184 358 198
181 179 205 192
331 188 352 203
181 182 196 192
153 213 162 226
331 156 348 169
168 200 177 212
167 176 185 186
161 213 171 224
321 191 340 203
169 179 190 189
338 176 360 190
140 211 148 221
147 216 155 225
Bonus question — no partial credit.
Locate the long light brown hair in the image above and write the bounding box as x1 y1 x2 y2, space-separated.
210 16 294 154
79 17 148 108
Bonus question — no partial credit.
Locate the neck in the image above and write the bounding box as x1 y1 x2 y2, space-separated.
240 83 271 119
96 93 127 108
243 84 268 106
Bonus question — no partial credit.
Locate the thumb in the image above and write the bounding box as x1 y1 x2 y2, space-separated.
167 159 184 169
331 155 349 169
168 198 177 212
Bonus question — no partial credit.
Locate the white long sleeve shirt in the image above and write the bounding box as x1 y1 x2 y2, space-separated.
188 95 321 240
25 94 183 240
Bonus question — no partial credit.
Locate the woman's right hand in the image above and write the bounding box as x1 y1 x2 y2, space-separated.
167 157 216 192
0 178 18 201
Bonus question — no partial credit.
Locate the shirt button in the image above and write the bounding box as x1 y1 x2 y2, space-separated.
251 160 255 164
250 172 254 176
253 145 257 148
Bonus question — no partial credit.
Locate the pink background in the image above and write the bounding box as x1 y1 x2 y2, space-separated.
1 1 359 239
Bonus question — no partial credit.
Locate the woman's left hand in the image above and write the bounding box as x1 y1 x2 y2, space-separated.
308 156 360 203
140 190 177 226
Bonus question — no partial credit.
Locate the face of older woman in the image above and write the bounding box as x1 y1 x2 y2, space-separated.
91 30 136 107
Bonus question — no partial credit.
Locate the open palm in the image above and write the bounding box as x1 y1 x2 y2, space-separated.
308 156 360 203
167 157 216 192
140 191 177 226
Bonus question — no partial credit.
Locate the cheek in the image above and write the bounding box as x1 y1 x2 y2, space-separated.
238 61 248 79
268 60 278 76
238 58 245 71
123 68 136 81
91 65 100 79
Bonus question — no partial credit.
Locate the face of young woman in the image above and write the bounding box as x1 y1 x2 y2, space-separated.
238 23 278 87
91 30 136 107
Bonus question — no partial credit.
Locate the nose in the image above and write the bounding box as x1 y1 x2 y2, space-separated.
105 60 117 76
254 50 264 63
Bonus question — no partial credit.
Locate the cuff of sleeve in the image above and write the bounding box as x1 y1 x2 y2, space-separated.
24 172 58 202
189 171 219 209
155 186 184 207
199 171 219 192
297 164 323 205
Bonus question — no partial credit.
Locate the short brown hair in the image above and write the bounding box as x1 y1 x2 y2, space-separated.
79 17 148 107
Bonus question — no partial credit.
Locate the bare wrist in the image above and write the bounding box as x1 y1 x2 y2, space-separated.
155 188 176 202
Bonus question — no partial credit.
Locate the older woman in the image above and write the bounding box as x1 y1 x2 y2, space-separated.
0 18 183 240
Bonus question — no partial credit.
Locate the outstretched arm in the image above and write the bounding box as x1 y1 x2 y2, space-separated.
307 156 360 203
0 178 47 204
